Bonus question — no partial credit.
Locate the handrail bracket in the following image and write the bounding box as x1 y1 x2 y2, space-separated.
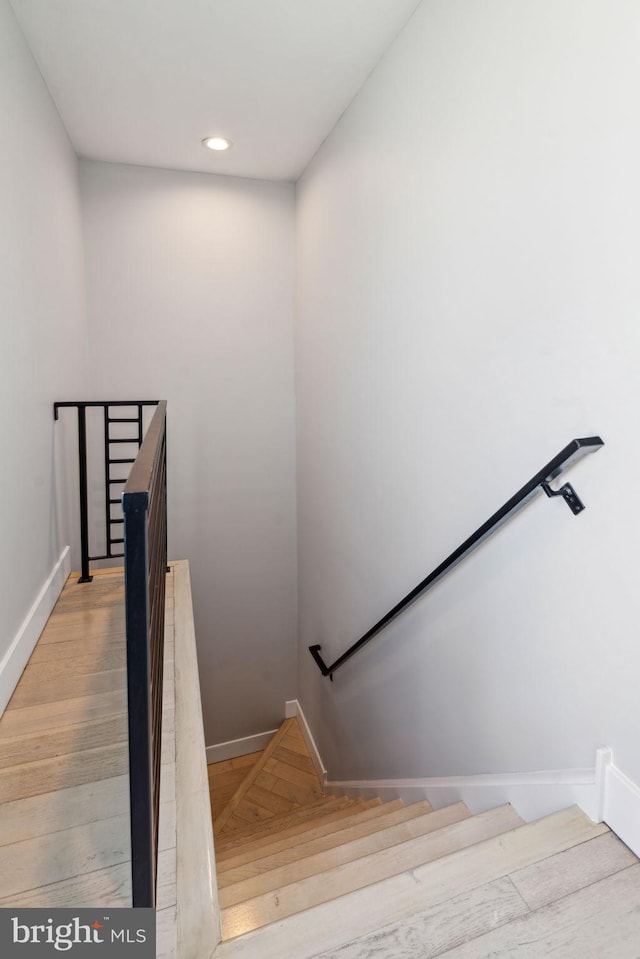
309 645 333 680
540 480 585 515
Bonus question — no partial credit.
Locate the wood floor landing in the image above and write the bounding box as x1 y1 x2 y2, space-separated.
210 717 324 839
209 751 262 821
0 566 176 914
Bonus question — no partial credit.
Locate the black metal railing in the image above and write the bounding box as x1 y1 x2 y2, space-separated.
310 436 604 680
123 401 168 908
53 401 159 582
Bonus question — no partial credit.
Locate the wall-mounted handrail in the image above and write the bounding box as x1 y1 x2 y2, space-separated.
54 400 159 582
123 400 168 908
309 436 604 680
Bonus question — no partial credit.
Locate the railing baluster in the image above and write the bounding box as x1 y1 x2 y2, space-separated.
77 405 92 584
54 400 160 579
103 405 111 559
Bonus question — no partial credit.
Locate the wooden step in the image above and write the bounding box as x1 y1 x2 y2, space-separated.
216 799 407 872
215 798 380 860
251 768 322 809
217 799 430 882
214 797 364 852
219 801 471 907
292 833 639 959
216 806 608 958
221 803 524 938
216 796 352 845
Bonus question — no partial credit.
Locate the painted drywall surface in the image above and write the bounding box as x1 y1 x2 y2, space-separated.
296 0 640 784
79 160 297 745
0 0 87 663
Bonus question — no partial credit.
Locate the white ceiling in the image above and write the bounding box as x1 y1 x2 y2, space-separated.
10 0 420 181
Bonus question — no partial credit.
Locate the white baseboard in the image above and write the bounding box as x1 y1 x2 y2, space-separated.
325 763 601 823
206 728 278 765
603 756 640 857
205 699 327 770
285 699 327 781
0 546 70 718
284 702 603 824
586 746 611 823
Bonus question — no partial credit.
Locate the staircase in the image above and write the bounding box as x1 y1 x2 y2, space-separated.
209 719 638 958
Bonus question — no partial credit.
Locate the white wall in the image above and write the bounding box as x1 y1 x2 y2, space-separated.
79 161 297 746
296 0 640 785
0 0 87 666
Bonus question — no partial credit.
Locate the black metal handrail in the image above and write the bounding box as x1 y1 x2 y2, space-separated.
309 436 604 680
54 401 159 582
123 400 168 908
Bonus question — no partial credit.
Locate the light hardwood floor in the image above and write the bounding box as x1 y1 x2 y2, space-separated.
209 751 262 821
0 566 176 920
312 831 640 959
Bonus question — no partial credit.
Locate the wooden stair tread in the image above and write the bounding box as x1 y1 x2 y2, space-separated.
214 797 363 852
221 803 524 938
242 783 299 817
217 799 431 883
216 796 349 843
251 768 322 809
209 729 617 957
215 798 378 858
214 808 612 959
262 756 320 788
216 799 405 872
273 745 316 776
219 801 472 906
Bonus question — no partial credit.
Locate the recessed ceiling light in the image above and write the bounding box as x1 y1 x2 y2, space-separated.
202 136 233 152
